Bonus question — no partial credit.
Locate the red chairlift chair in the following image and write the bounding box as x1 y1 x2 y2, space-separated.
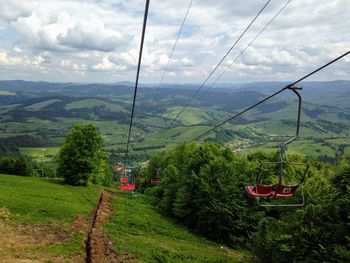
151 178 161 185
120 168 136 192
243 86 309 207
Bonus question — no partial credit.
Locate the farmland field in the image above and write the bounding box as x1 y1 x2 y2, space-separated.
20 147 60 162
0 80 348 164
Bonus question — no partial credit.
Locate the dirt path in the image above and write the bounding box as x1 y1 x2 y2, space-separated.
85 189 119 263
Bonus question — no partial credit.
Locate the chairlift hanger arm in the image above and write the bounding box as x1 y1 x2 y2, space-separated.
283 86 302 147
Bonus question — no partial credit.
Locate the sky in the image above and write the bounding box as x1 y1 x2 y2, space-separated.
0 0 349 84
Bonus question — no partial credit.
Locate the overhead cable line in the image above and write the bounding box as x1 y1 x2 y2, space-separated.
174 50 350 148
166 0 271 128
153 0 194 101
185 0 292 113
125 0 150 163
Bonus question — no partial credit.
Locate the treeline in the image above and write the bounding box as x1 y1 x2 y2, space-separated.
0 135 50 156
8 106 129 122
140 142 350 262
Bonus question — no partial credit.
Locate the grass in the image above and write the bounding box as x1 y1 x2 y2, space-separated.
20 147 59 158
0 90 16 95
0 174 101 224
65 98 126 112
344 146 350 155
0 174 102 260
20 147 60 163
105 191 252 263
25 99 62 110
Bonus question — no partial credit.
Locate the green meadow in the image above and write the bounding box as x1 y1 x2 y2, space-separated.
105 191 252 263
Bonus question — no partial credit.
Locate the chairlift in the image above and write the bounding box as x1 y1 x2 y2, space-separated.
151 178 161 185
243 86 309 207
120 168 136 193
151 168 161 185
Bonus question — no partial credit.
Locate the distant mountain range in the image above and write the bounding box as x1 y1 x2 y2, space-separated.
0 79 349 108
0 79 348 91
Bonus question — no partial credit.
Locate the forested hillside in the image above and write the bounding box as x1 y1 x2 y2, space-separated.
139 142 350 262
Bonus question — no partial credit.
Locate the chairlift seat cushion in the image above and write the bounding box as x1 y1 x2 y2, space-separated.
275 184 299 197
120 184 129 191
245 184 299 197
120 183 136 191
245 185 274 197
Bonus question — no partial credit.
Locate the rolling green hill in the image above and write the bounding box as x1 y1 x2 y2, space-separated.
0 80 349 164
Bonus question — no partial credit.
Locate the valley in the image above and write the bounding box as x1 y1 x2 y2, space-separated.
0 80 349 165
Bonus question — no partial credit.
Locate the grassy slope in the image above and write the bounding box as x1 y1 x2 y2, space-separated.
105 191 252 263
0 174 101 258
0 174 101 223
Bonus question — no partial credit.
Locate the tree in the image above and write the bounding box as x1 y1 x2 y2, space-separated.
57 124 108 186
144 142 261 247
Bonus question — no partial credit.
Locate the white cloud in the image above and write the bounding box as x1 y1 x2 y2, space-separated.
92 57 126 71
32 55 45 65
241 47 301 67
0 0 348 83
92 57 115 70
0 51 23 66
0 2 33 29
58 20 124 52
179 57 195 67
13 46 23 53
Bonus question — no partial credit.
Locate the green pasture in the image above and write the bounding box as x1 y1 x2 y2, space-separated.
65 98 126 112
25 99 62 110
0 90 16 95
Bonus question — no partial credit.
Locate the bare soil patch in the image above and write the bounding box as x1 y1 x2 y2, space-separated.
0 218 82 262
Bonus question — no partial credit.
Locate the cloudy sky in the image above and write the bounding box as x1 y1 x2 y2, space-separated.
0 0 349 84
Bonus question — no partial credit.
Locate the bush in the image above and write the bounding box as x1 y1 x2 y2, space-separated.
14 156 33 176
0 157 16 174
0 156 32 176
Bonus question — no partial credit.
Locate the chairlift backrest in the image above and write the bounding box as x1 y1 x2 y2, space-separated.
121 176 129 183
